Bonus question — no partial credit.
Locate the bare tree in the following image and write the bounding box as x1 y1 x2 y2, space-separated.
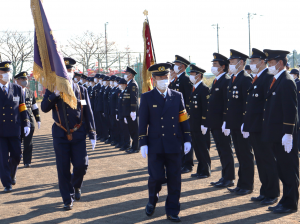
61 30 118 72
0 30 34 76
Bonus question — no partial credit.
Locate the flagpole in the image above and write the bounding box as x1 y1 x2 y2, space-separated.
146 16 156 63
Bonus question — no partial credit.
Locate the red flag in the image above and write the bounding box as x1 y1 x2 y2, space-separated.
142 20 154 93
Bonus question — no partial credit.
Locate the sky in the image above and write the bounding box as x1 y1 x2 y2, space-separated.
3 0 300 72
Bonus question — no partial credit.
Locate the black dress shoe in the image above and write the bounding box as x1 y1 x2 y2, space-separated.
260 197 278 205
100 138 106 142
236 189 253 195
145 203 155 216
181 167 192 174
24 164 31 168
97 136 101 140
126 149 134 154
197 173 211 179
251 195 265 202
210 178 224 186
191 173 200 178
110 141 116 146
272 206 297 214
105 139 112 144
133 149 140 153
119 147 129 151
64 202 73 210
11 176 16 185
214 180 234 188
228 186 240 193
115 144 122 148
4 186 12 193
167 215 181 222
75 188 81 201
268 203 282 211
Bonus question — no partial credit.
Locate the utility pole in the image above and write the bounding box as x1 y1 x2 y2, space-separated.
212 24 220 53
248 13 251 57
105 22 108 71
119 52 121 75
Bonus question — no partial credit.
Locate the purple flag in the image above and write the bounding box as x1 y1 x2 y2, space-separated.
31 0 76 109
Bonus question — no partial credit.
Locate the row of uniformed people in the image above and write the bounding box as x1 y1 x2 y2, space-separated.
139 49 299 221
72 64 140 154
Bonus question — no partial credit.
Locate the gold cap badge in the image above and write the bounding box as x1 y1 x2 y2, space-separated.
23 73 26 76
214 55 216 59
265 52 269 57
158 66 165 72
4 63 9 68
230 52 232 56
65 61 69 65
190 66 193 70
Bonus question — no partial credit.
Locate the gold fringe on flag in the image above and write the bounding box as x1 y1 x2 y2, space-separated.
31 0 77 109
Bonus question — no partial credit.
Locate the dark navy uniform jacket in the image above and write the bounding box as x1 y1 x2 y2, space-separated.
168 78 176 90
41 83 96 140
95 85 105 113
206 73 230 129
103 86 111 114
110 87 119 116
297 81 300 128
122 79 139 116
93 84 101 111
262 71 297 142
23 88 41 129
89 86 96 111
0 83 30 137
225 70 252 130
117 91 125 120
173 72 193 112
243 69 273 133
188 82 209 132
138 88 191 154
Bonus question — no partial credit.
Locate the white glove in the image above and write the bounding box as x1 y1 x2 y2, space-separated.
54 88 60 96
201 125 207 135
116 114 119 121
37 122 41 129
222 121 230 136
130 112 136 121
241 123 249 138
282 134 293 153
102 113 105 117
124 118 128 124
184 142 191 155
141 145 148 158
90 139 96 151
24 127 30 137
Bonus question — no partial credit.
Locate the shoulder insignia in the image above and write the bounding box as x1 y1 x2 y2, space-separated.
206 95 210 99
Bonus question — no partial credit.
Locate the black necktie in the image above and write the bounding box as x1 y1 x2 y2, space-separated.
2 86 7 96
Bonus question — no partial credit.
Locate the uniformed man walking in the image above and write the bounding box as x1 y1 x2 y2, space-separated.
139 63 191 222
262 49 299 213
206 53 235 188
15 72 41 168
103 76 112 144
123 67 139 154
188 65 211 179
173 55 194 173
110 76 121 147
93 74 102 140
225 50 254 195
0 61 30 192
243 48 279 205
73 72 82 85
290 69 299 82
41 58 96 210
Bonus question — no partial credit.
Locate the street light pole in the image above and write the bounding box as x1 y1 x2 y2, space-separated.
248 13 251 57
212 24 220 53
105 22 108 71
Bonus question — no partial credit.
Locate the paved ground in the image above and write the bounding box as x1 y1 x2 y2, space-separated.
0 103 299 223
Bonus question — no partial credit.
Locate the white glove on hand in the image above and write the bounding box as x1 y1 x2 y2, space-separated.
282 134 293 153
241 123 249 138
54 88 60 96
184 142 191 155
222 122 230 136
102 113 105 117
124 118 128 124
130 112 136 121
90 139 96 151
201 125 208 135
141 145 148 158
37 122 41 129
24 127 30 137
116 114 119 121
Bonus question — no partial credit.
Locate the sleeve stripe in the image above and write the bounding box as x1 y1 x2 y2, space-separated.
283 122 295 126
32 103 39 110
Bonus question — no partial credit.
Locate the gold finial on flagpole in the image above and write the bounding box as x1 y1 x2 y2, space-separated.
143 10 148 16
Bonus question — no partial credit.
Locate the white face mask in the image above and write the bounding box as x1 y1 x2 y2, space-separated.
100 80 103 85
1 72 11 82
229 61 241 74
156 79 169 91
124 75 128 81
74 77 78 83
268 62 279 75
103 81 107 86
189 75 197 84
174 65 181 74
114 81 118 87
250 61 262 74
94 78 98 83
110 81 113 86
80 79 83 83
211 67 220 76
67 72 74 80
